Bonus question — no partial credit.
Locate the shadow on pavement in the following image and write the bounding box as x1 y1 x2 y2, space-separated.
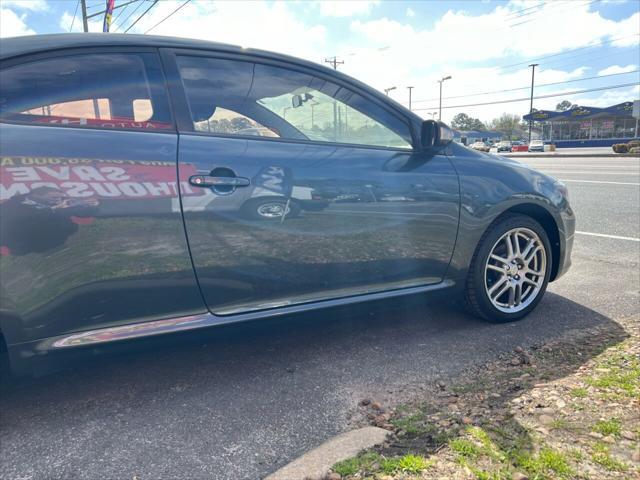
0 291 629 480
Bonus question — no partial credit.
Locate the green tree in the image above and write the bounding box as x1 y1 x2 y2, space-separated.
556 100 576 111
451 112 486 131
489 113 523 140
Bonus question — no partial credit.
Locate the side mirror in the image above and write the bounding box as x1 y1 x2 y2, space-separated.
292 92 314 108
421 120 454 150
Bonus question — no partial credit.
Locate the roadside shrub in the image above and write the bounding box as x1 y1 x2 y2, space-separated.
612 143 628 153
626 140 640 148
629 146 640 155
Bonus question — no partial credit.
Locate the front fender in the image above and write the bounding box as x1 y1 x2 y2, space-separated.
445 150 574 284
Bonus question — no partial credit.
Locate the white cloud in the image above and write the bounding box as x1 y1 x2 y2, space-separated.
406 7 415 17
65 0 638 124
0 7 35 37
117 1 327 60
317 0 378 17
597 64 638 76
59 9 101 33
0 0 48 11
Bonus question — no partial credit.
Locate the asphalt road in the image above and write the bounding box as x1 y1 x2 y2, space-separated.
1 157 639 480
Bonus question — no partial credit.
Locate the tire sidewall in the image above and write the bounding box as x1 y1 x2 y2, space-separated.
471 215 552 322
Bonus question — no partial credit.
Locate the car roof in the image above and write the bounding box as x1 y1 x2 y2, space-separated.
0 33 424 126
1 33 313 66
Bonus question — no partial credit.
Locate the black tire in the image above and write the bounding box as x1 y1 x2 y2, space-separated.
241 197 301 221
465 214 552 322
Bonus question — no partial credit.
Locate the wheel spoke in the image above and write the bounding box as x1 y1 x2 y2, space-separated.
487 263 505 273
523 277 538 287
508 284 516 307
489 276 508 295
491 254 509 266
521 238 535 259
505 233 514 258
514 283 522 306
492 281 511 301
524 246 541 264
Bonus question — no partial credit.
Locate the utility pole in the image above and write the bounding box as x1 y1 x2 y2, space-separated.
80 0 89 32
324 56 344 71
528 63 539 144
324 56 343 141
407 86 414 111
438 75 452 121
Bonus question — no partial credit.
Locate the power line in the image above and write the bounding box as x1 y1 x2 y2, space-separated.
495 34 638 72
114 0 145 32
144 0 191 34
412 83 638 111
124 0 158 33
411 70 639 104
112 0 135 25
69 0 80 32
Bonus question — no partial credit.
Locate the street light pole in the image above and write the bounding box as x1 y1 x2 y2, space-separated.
384 86 397 96
407 86 414 111
528 63 539 144
438 75 451 121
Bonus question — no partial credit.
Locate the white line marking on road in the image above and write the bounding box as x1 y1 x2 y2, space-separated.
559 179 640 186
576 231 640 242
543 171 640 175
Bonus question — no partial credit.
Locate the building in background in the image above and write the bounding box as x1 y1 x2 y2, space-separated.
523 101 639 148
453 129 503 146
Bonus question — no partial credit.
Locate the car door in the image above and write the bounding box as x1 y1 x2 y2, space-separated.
167 50 460 315
0 48 205 345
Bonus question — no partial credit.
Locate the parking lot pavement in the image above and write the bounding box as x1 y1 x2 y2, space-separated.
1 156 638 480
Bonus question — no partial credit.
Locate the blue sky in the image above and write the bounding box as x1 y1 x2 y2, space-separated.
2 0 639 123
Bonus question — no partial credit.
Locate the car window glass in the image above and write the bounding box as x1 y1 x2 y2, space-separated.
0 53 172 130
194 106 279 137
177 56 412 149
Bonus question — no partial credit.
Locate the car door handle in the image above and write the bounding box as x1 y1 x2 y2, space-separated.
189 175 250 188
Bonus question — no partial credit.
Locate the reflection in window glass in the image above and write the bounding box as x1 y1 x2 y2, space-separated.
0 53 171 130
176 56 412 149
194 107 279 137
258 88 410 148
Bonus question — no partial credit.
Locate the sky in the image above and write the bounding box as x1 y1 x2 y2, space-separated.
1 0 639 124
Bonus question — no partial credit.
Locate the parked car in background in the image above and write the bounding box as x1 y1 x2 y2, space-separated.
511 141 529 152
0 34 574 376
496 141 513 152
470 141 490 152
529 140 545 152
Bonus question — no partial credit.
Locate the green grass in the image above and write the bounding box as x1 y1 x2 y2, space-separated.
586 351 640 398
381 454 432 474
515 448 575 479
569 387 588 398
593 418 622 437
450 438 482 459
591 443 628 472
389 412 452 444
550 418 571 430
332 451 382 476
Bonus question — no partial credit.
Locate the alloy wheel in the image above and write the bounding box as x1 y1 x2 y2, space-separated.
484 227 547 313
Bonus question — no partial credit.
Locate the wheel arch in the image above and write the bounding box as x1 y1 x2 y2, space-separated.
494 203 561 281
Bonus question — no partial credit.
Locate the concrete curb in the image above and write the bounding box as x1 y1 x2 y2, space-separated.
505 153 639 158
264 427 389 480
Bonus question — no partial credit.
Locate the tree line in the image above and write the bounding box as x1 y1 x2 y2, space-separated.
449 99 575 140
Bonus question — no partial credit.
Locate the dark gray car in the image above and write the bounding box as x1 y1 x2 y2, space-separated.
0 34 574 376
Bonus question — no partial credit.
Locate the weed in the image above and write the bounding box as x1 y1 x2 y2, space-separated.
332 451 382 476
381 454 431 474
569 387 588 398
593 418 622 437
591 443 628 472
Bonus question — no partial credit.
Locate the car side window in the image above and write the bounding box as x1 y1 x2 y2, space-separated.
0 52 173 131
176 55 412 149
